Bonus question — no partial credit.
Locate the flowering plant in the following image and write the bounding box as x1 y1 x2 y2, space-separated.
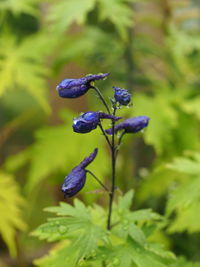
33 73 176 267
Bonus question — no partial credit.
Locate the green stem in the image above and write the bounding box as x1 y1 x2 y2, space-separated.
115 130 126 158
86 170 110 193
98 122 112 149
107 106 117 230
91 86 111 114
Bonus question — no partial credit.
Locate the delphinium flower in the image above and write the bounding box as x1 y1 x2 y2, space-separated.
113 87 131 106
73 111 121 134
105 116 150 135
61 148 98 197
56 73 109 98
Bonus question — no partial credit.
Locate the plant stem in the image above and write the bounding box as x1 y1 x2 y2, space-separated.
98 122 112 149
107 106 117 230
115 130 126 158
91 86 111 114
86 170 110 193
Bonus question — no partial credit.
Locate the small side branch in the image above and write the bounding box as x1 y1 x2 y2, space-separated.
115 130 126 157
86 170 110 194
91 86 111 114
98 122 112 149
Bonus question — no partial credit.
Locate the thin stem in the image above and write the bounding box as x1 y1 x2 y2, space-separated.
98 122 112 149
86 170 110 193
115 130 126 158
107 106 117 230
91 86 111 114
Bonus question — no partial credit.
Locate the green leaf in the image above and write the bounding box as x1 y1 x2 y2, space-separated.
99 237 174 267
0 34 50 113
168 201 200 233
181 97 200 120
133 93 178 155
137 165 186 202
0 172 26 257
33 200 108 267
167 176 200 216
47 0 96 33
170 257 200 267
118 189 134 210
112 191 164 245
167 154 200 175
97 0 133 39
0 0 39 16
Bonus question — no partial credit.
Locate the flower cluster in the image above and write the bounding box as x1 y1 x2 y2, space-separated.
56 73 150 197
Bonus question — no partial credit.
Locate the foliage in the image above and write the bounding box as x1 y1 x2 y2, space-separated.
0 172 26 257
0 34 51 113
166 152 200 233
33 191 175 267
0 0 200 265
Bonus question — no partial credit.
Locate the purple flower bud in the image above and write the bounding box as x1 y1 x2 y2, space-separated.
61 148 98 197
56 73 109 98
105 116 150 135
73 112 121 134
113 87 131 106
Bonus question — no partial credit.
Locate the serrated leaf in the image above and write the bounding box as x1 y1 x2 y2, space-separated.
166 176 200 216
133 93 178 155
97 0 133 39
181 97 200 120
168 201 200 233
137 165 185 202
171 257 200 267
118 189 134 210
0 34 50 113
167 156 200 175
47 0 96 33
99 237 174 267
0 172 26 257
0 0 39 16
33 200 108 267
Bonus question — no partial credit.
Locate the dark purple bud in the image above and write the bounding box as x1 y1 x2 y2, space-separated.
61 167 86 197
113 87 131 106
105 116 150 135
61 148 98 197
56 73 109 98
99 112 121 121
73 112 121 134
79 148 98 169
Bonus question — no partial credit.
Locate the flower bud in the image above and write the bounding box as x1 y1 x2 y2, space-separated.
113 87 131 106
105 116 150 135
73 112 121 134
56 73 109 98
61 148 98 197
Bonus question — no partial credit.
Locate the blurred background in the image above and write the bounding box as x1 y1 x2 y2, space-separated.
0 0 200 266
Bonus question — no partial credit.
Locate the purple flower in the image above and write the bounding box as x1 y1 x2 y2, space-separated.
105 116 150 135
61 148 98 197
114 87 131 106
56 73 109 98
73 112 121 134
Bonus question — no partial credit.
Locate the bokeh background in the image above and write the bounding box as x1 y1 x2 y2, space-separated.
0 0 200 266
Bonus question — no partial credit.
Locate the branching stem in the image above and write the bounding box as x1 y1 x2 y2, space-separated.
98 122 112 149
107 105 117 230
86 170 110 193
91 86 111 114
